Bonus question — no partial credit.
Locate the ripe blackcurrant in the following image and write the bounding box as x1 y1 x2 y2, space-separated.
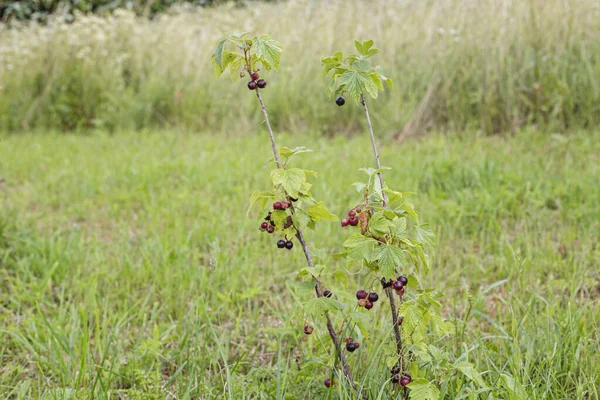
391 374 400 384
391 366 401 375
365 301 373 310
346 342 356 352
250 72 259 81
277 240 286 248
349 217 359 226
348 210 356 218
324 378 332 388
248 80 257 90
323 289 332 298
356 290 368 300
341 218 350 227
257 79 267 88
267 225 275 234
285 240 293 250
400 374 412 387
336 96 345 106
260 222 268 231
304 325 313 335
368 292 379 302
398 276 408 286
392 280 403 291
273 201 283 210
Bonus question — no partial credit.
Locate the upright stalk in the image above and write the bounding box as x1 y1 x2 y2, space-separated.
361 94 404 373
255 89 356 391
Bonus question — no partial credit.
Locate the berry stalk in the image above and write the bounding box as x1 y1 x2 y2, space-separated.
253 84 357 392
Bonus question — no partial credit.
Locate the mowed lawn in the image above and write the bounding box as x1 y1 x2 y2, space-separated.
0 131 598 399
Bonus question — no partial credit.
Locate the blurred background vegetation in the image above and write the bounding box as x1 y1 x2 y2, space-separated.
0 0 599 136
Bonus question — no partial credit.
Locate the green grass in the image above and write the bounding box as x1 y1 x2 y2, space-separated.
1 0 599 135
0 130 599 399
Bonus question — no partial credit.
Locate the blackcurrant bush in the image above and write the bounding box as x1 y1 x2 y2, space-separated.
397 316 404 326
391 374 400 384
260 222 268 231
358 298 367 307
324 378 332 388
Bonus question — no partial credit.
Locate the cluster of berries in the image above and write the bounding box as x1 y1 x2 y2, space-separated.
355 289 379 310
261 201 295 250
391 366 412 387
381 275 409 296
341 208 360 227
247 72 267 90
344 337 360 353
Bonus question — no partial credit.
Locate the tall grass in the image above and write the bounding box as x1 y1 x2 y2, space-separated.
0 0 599 135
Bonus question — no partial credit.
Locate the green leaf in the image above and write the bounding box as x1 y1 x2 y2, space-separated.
296 267 319 281
270 168 306 198
454 361 487 388
279 146 313 160
351 182 367 193
247 190 274 215
391 217 407 238
400 301 426 338
304 297 343 316
368 211 394 236
407 378 440 400
343 233 378 261
416 225 436 248
375 66 394 89
339 66 379 102
333 269 349 287
212 39 227 72
252 35 283 71
371 244 406 277
292 209 312 229
306 202 338 222
501 374 528 399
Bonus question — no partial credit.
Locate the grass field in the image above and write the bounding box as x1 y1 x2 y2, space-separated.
0 129 598 399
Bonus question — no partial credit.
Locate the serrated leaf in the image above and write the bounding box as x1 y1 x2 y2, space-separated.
375 66 394 89
270 168 306 198
392 217 407 238
306 202 338 222
292 209 312 229
352 182 367 193
400 302 426 337
368 211 394 236
343 233 378 261
247 190 274 215
304 297 343 316
416 225 436 248
339 66 379 102
408 378 440 400
454 361 487 388
212 39 227 72
371 244 406 277
296 267 319 281
252 35 282 71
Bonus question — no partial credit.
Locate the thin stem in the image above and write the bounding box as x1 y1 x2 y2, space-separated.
361 94 405 375
361 94 388 207
254 87 356 391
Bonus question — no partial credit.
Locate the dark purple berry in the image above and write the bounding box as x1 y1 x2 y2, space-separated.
324 378 332 388
391 374 400 384
368 292 379 302
400 374 412 387
397 316 404 326
341 218 350 227
248 80 257 90
353 342 360 349
349 217 359 226
285 240 293 250
256 79 267 89
304 325 313 335
365 301 373 310
323 290 332 298
277 240 286 248
391 366 401 375
396 287 405 296
250 72 259 81
336 96 345 106
346 342 356 352
267 225 275 234
381 277 392 288
273 201 283 210
348 210 356 218
356 290 368 300
260 222 268 231
392 280 404 291
398 276 408 286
